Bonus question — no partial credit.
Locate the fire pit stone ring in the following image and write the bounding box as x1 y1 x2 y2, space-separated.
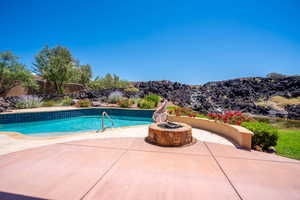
146 122 193 147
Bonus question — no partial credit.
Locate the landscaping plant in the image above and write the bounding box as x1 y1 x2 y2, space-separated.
138 99 155 109
145 94 161 107
15 96 42 109
207 112 253 125
118 98 134 108
0 51 38 96
34 46 75 94
124 87 139 93
76 99 91 107
42 100 58 107
61 96 73 106
108 91 123 104
241 122 278 150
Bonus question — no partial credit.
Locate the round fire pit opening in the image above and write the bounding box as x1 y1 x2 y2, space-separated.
146 122 194 147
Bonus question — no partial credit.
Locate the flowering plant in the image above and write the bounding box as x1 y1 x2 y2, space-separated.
207 112 254 126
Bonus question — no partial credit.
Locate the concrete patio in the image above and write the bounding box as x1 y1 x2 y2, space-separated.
0 137 299 200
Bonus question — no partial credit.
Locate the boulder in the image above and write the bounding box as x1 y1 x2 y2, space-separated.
92 101 101 107
71 99 79 105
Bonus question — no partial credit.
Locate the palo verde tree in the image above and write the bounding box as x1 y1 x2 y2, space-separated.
69 61 92 87
34 45 75 94
88 73 129 90
0 51 37 96
79 64 92 86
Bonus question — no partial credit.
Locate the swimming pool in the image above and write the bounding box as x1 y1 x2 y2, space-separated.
0 108 154 137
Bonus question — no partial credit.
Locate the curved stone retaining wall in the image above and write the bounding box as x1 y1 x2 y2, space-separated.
167 115 253 150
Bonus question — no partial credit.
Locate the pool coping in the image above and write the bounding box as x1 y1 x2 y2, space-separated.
0 124 150 140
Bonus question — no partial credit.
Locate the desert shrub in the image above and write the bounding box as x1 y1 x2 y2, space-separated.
145 94 161 107
196 114 209 119
108 91 123 104
131 97 142 104
118 98 134 108
241 122 278 150
61 96 73 106
42 100 58 107
15 96 42 109
124 87 139 93
166 106 179 112
207 112 254 125
138 99 155 109
77 99 91 107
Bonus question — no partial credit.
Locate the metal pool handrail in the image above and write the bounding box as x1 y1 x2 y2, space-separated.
101 112 115 131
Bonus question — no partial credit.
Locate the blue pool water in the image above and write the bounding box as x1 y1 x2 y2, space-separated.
0 115 153 137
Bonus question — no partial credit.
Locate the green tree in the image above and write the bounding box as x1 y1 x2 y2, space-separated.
34 46 75 94
70 64 92 86
88 73 129 90
0 51 37 96
79 64 92 86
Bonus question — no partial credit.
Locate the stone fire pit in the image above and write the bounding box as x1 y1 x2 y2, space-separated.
146 122 193 147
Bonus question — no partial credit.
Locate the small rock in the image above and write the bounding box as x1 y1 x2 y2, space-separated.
92 101 101 107
267 146 277 153
254 145 263 152
71 99 79 105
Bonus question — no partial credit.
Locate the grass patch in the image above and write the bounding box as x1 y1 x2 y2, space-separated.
276 129 300 160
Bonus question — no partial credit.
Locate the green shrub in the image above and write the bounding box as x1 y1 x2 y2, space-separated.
61 96 72 106
15 96 42 109
241 122 278 150
15 101 27 109
138 99 155 109
145 94 161 107
42 100 58 107
124 87 139 93
132 98 142 104
196 114 209 119
166 106 179 111
118 98 134 108
77 99 91 107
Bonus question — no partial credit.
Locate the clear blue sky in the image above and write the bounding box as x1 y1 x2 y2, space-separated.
1 0 300 84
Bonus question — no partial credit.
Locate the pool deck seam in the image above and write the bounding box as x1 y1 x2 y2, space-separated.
59 142 300 164
59 142 212 157
79 148 130 200
204 142 243 200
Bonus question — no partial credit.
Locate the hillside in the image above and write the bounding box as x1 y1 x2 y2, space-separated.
134 76 300 120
